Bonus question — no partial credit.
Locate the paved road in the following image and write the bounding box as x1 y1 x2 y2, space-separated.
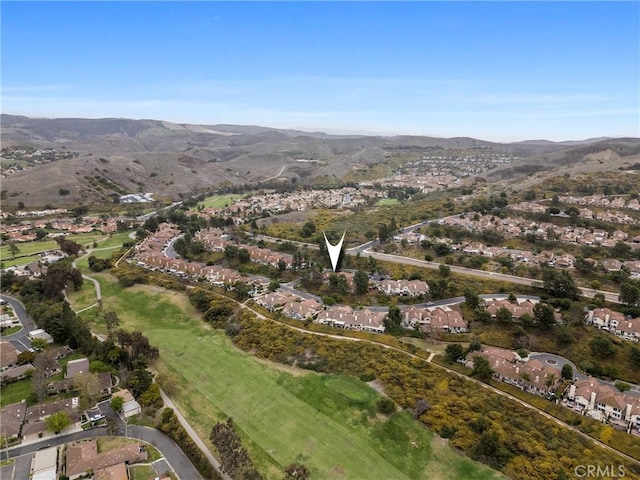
2 398 203 480
529 352 589 381
225 231 621 303
359 248 621 303
1 294 35 352
0 452 31 480
2 425 204 480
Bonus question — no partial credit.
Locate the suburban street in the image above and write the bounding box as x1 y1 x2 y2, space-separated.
1 423 204 480
230 232 622 303
1 294 36 353
0 296 211 480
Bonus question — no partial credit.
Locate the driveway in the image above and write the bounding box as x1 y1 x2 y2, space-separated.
529 352 588 381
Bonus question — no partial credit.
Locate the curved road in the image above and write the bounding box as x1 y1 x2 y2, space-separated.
1 294 36 353
2 425 204 480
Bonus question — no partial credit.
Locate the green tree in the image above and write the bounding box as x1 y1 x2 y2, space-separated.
234 281 251 301
46 411 71 434
328 274 349 295
533 302 557 330
18 350 36 365
438 264 451 277
384 305 403 335
300 221 316 238
542 268 580 300
7 242 20 259
285 462 310 480
471 355 494 381
464 289 481 309
475 309 491 323
589 336 616 358
354 270 369 295
268 279 280 292
561 363 573 381
30 338 47 351
615 381 631 392
444 343 465 363
630 346 640 367
104 311 120 333
495 307 513 323
139 383 162 408
619 280 640 306
378 224 389 243
110 395 124 412
376 397 396 415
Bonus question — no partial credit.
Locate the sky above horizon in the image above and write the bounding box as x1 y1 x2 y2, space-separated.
2 1 639 142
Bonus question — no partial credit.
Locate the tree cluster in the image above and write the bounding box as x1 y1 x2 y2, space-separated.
87 255 112 272
158 408 220 480
210 418 262 480
228 311 640 479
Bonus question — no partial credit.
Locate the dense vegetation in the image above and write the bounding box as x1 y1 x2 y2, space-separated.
225 310 640 479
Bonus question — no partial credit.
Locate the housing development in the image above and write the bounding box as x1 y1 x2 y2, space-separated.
1 114 640 480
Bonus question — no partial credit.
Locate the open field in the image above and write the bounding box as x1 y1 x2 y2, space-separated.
1 254 41 268
96 274 502 480
195 194 245 210
0 230 133 266
377 198 400 206
66 280 98 311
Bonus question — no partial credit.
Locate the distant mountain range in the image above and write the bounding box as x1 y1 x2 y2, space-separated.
2 114 639 208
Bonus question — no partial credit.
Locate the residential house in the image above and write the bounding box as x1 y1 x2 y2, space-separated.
315 306 386 334
66 358 90 379
254 291 299 311
567 379 640 427
95 463 128 480
1 363 35 384
112 389 141 418
282 298 322 321
28 329 54 344
467 347 561 396
585 308 640 341
0 341 19 371
0 401 26 442
376 279 430 297
402 305 467 333
65 438 147 480
624 261 640 278
601 259 623 272
485 299 537 320
23 397 81 442
616 319 640 343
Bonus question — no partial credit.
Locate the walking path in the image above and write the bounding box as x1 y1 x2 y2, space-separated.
160 389 231 480
66 241 640 469
237 298 640 467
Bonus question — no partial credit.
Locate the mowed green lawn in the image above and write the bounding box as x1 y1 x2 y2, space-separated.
96 275 502 480
66 279 98 311
0 230 133 267
195 193 245 210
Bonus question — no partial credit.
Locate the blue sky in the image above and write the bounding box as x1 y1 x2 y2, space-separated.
2 1 639 141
